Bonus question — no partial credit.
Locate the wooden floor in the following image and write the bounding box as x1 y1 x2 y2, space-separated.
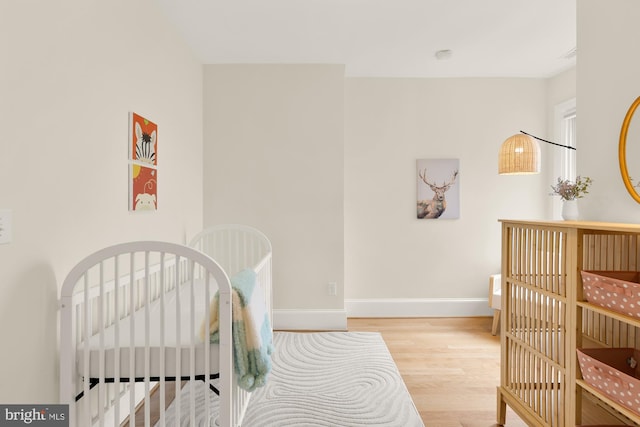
136 316 516 427
347 317 528 427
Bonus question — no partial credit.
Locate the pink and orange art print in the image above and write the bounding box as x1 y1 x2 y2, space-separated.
128 112 158 211
130 112 157 165
130 164 157 211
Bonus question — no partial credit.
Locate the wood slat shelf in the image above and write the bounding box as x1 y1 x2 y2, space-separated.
497 220 640 427
577 379 640 425
577 301 640 330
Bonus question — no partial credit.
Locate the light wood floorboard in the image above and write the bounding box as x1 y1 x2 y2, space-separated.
347 317 528 427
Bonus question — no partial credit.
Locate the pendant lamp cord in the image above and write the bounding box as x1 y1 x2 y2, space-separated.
520 130 576 150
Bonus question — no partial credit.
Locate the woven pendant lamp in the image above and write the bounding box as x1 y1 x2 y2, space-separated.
498 133 541 175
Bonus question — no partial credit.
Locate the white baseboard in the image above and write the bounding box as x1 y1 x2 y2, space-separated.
273 309 348 331
345 298 493 318
272 299 493 330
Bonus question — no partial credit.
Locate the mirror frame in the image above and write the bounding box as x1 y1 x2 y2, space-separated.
619 96 640 203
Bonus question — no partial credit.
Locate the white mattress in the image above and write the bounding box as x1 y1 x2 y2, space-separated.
77 280 221 379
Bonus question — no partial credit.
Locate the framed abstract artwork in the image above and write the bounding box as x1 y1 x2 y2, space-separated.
416 158 459 219
128 112 158 211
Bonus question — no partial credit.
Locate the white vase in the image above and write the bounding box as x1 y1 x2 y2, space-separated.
562 199 579 220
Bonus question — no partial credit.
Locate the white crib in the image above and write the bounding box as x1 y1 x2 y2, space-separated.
59 225 272 427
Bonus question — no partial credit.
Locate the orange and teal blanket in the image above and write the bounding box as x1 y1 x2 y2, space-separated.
200 269 273 391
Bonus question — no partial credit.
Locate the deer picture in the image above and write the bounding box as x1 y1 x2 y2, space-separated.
417 169 459 219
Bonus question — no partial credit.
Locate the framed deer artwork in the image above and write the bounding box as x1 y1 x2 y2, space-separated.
416 158 459 219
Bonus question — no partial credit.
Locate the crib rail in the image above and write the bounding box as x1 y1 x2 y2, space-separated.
189 225 271 276
190 224 273 325
60 241 233 427
189 224 273 422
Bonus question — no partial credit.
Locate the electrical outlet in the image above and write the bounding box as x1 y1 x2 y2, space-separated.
0 209 12 244
328 282 337 296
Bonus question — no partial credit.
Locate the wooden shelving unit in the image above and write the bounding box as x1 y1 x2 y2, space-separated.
497 220 640 427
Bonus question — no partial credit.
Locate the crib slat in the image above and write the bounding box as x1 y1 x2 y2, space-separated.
158 253 166 427
83 274 91 426
189 267 196 427
98 261 105 427
144 251 151 427
219 286 233 427
174 256 182 427
128 253 136 427
113 255 120 427
204 272 212 427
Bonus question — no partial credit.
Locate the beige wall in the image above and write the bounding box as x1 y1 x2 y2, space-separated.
201 68 578 320
344 78 549 306
202 65 345 319
0 1 204 403
578 0 640 222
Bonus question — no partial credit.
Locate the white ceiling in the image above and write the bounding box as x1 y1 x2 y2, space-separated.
154 0 576 78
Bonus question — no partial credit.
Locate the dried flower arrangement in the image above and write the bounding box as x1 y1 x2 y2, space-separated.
550 176 593 201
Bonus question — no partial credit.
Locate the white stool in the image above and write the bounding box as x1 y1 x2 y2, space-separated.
489 274 502 335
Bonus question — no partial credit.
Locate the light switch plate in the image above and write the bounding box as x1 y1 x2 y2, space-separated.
0 209 12 244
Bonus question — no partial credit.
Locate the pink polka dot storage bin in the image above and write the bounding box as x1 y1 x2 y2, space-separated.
577 347 640 416
581 270 640 318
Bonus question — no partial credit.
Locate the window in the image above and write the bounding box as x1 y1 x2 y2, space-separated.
559 105 576 180
552 98 576 219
